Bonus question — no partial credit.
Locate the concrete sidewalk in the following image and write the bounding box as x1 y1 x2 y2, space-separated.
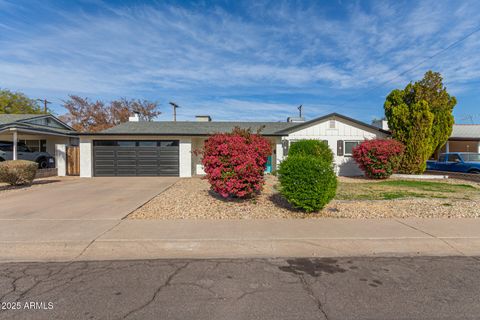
1 218 479 262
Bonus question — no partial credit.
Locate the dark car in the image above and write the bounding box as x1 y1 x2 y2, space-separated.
0 141 55 168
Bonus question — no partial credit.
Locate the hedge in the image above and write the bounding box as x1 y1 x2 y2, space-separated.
200 127 272 198
352 139 405 179
278 155 337 212
288 140 334 163
0 160 38 186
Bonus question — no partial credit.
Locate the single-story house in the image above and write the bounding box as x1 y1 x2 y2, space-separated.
440 124 480 154
77 113 389 178
371 119 480 158
3 113 478 178
0 114 77 160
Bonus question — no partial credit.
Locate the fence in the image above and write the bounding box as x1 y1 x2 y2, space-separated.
66 146 80 176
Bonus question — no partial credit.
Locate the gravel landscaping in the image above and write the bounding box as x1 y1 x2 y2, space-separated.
130 175 480 219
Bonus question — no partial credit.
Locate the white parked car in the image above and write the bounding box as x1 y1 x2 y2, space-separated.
0 141 55 168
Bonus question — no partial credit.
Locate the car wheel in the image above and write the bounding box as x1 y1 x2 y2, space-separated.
0 158 4 162
37 157 48 169
469 169 480 174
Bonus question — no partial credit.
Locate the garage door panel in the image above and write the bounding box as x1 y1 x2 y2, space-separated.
93 140 179 177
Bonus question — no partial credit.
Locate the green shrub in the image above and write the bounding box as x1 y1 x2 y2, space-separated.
288 140 334 163
0 160 38 186
278 155 337 212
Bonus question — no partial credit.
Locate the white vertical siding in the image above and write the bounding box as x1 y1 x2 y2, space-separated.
55 144 67 176
79 138 93 178
275 140 283 170
283 117 388 176
179 138 192 177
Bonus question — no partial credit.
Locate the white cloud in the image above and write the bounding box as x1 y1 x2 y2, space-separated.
0 1 479 119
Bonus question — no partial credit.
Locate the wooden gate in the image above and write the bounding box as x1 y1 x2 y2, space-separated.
66 146 80 176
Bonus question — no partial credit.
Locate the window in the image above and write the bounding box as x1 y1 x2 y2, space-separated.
462 153 480 162
438 154 446 162
447 154 461 163
0 143 12 152
329 120 336 129
19 140 47 152
138 141 157 147
117 141 136 147
159 141 179 147
94 140 179 147
17 144 30 152
94 140 117 146
344 141 361 156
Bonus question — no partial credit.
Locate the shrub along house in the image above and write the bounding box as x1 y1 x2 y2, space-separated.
76 112 389 178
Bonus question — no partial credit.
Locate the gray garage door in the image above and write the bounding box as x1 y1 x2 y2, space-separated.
93 140 179 177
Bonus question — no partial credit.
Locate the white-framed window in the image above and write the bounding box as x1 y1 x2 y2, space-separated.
20 140 47 152
344 141 361 156
329 120 336 129
286 139 329 155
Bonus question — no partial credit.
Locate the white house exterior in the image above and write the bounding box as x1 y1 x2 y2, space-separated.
280 114 389 176
75 113 389 178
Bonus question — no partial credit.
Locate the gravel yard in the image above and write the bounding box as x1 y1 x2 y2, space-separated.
130 175 480 219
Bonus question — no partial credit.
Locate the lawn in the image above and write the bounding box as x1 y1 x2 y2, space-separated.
336 179 477 201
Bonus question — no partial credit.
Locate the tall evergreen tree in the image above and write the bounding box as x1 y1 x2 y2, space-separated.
384 87 434 173
384 71 456 174
414 71 456 152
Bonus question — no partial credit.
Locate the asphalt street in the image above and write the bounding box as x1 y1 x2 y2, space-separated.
0 256 479 320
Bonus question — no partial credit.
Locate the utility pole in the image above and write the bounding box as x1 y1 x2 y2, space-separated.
169 102 180 122
36 98 52 113
298 104 303 118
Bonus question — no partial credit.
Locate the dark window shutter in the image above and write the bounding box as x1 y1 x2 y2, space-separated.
337 140 344 156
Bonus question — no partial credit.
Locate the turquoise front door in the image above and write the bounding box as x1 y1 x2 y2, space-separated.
265 155 272 173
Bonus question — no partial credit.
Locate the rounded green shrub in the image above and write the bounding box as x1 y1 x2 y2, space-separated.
278 155 337 212
0 160 38 186
288 140 334 163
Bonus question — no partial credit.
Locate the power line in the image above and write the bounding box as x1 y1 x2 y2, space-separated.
375 24 480 89
320 24 480 116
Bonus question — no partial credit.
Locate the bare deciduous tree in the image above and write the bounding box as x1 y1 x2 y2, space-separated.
61 96 161 132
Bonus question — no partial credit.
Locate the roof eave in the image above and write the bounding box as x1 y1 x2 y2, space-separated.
276 112 390 135
76 132 285 137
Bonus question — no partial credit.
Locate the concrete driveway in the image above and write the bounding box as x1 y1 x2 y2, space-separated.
0 177 178 220
0 177 178 261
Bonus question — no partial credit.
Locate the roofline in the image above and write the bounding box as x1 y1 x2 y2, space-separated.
15 114 76 131
76 132 285 137
448 137 480 141
0 125 78 137
276 112 390 135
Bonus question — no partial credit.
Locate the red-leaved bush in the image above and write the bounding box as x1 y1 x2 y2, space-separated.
352 139 405 179
200 127 272 198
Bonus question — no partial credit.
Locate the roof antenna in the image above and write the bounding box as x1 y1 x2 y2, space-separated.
169 102 180 122
297 104 303 118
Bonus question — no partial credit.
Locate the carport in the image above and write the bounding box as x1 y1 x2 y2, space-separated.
0 114 77 166
0 126 71 161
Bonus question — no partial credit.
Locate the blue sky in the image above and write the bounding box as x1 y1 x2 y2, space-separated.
1 0 480 123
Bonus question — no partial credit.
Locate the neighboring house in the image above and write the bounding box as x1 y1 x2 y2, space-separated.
440 125 480 154
77 113 389 177
0 114 78 162
371 120 480 157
